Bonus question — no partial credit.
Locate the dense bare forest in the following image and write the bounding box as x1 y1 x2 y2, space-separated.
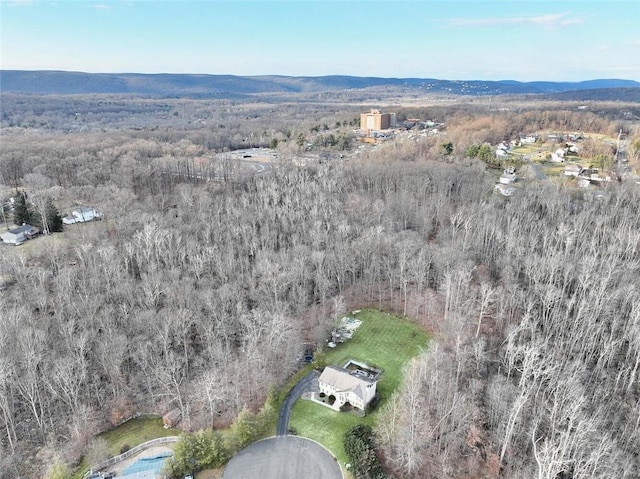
1 93 640 478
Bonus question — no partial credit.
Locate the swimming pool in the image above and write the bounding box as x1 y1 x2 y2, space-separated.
121 451 173 477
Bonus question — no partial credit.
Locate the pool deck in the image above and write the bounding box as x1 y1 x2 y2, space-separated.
104 446 175 477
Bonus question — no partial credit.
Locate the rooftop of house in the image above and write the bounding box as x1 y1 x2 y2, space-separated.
7 224 38 235
319 365 376 393
74 206 97 214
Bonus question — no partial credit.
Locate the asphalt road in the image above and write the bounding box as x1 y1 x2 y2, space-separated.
277 370 318 436
222 436 342 479
238 159 273 177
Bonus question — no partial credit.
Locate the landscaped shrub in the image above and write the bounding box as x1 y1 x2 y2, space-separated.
120 444 131 454
228 391 278 452
327 394 336 405
44 459 71 479
339 401 353 412
366 392 381 413
167 430 229 478
343 425 390 479
227 407 260 452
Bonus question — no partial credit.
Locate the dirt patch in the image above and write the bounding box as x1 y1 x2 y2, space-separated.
197 469 224 479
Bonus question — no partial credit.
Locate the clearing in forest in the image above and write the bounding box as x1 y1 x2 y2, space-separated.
288 309 428 465
71 416 181 479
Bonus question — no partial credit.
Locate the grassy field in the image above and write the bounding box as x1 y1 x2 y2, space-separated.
0 232 68 259
98 416 181 455
71 416 182 479
288 309 428 465
510 145 541 156
539 163 567 176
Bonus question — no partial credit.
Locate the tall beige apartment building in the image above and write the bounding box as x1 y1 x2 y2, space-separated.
360 109 395 132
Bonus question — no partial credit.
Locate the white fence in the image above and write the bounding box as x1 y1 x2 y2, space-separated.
84 436 180 477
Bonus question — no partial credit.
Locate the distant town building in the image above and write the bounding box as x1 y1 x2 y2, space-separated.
494 183 515 197
564 164 584 177
500 167 517 184
360 109 395 132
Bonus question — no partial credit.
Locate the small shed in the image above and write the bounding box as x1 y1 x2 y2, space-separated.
162 408 181 428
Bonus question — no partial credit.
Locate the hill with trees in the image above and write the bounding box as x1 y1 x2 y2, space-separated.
1 70 639 98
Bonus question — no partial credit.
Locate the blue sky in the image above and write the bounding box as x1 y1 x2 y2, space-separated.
1 0 639 81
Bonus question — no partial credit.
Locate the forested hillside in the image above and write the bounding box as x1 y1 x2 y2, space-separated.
1 96 640 478
2 70 639 97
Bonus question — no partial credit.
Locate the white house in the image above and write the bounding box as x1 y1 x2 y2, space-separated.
590 171 612 183
550 148 567 163
499 167 516 184
63 206 102 225
577 177 591 188
318 365 377 411
0 224 39 245
494 183 515 197
520 135 537 144
564 164 583 177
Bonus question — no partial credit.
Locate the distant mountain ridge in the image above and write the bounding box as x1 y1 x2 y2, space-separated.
1 70 639 97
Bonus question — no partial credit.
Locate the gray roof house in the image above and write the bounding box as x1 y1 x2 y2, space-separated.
0 224 39 245
63 206 102 225
318 365 377 412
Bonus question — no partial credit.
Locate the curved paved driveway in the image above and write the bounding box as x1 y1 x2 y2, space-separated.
277 370 318 435
222 436 342 479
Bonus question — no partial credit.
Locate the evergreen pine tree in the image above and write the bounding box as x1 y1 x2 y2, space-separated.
12 193 32 226
45 197 63 232
229 406 260 451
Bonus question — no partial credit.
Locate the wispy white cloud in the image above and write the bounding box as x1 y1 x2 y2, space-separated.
90 3 112 9
4 0 36 6
448 13 584 28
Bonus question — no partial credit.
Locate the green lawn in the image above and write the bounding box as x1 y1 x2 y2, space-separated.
289 309 428 465
99 416 181 456
71 416 182 479
510 145 539 155
540 163 566 176
290 400 371 464
71 311 427 478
